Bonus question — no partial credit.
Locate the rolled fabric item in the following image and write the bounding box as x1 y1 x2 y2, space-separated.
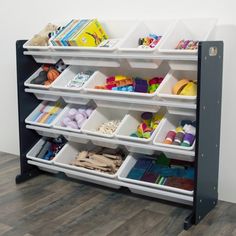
67 108 77 119
75 113 85 122
80 111 89 119
77 119 85 128
67 121 78 129
180 120 193 127
173 129 185 145
172 79 189 95
61 117 71 127
183 124 196 135
164 130 176 144
78 108 86 114
181 133 195 147
85 108 93 117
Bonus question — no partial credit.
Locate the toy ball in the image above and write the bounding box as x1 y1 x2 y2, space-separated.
55 59 67 73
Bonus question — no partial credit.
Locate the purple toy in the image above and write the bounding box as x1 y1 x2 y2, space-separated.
134 78 148 93
181 133 195 147
60 106 93 130
67 108 77 119
67 121 78 129
61 117 71 127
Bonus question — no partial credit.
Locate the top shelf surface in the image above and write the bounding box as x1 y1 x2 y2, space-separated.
24 49 198 61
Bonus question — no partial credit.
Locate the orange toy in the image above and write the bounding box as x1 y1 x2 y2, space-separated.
47 68 60 82
107 78 133 87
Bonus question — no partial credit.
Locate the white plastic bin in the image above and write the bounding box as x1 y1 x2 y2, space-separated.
116 108 166 143
52 66 95 92
91 140 119 149
158 70 197 103
118 19 175 68
84 71 165 98
81 107 127 138
53 142 127 178
24 67 59 90
25 100 65 127
23 21 66 51
153 113 196 151
53 103 95 133
118 154 193 195
158 18 217 54
119 19 174 53
50 20 136 52
26 137 65 164
126 146 155 156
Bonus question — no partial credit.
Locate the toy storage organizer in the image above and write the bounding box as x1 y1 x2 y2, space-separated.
16 23 223 230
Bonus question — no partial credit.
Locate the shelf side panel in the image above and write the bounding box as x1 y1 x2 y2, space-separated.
194 41 223 224
16 40 41 175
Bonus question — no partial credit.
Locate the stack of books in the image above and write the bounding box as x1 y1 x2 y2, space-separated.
50 19 108 47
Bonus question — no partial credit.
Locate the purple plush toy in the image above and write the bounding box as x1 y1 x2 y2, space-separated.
60 106 94 130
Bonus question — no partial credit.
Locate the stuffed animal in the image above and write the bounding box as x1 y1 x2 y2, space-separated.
29 23 58 46
31 59 67 86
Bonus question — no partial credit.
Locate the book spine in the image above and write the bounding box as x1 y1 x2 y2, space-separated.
50 19 74 46
55 19 79 46
67 20 92 46
67 20 91 46
70 20 93 46
62 19 89 46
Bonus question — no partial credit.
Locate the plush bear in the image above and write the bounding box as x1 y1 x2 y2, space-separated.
29 23 58 46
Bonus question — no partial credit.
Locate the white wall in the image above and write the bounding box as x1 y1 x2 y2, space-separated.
0 0 235 202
